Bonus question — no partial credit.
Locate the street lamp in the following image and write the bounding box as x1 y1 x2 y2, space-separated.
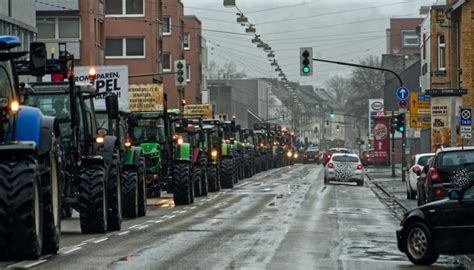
223 0 236 7
236 14 248 24
245 24 256 33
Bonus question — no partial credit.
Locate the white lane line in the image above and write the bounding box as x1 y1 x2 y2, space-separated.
137 224 150 230
7 262 29 268
128 224 140 229
75 242 88 247
205 199 212 202
190 206 197 210
117 231 130 236
199 203 205 206
93 237 109 244
172 210 180 214
23 259 48 268
62 247 82 254
167 215 176 219
178 210 187 214
154 220 164 224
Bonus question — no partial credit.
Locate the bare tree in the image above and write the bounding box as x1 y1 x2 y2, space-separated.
326 75 351 104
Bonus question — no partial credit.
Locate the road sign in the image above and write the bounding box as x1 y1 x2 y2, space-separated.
409 93 431 115
410 115 431 129
396 87 409 100
462 133 472 139
460 108 472 126
398 100 407 109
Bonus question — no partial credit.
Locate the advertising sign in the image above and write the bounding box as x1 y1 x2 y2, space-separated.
129 84 164 112
183 104 213 119
369 99 384 139
373 118 390 166
431 98 451 152
75 66 129 109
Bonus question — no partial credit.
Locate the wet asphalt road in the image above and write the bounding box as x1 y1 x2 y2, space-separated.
0 164 466 269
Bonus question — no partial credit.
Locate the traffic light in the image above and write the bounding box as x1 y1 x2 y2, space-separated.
397 113 406 132
336 125 340 132
299 47 313 76
330 110 335 118
174 60 187 87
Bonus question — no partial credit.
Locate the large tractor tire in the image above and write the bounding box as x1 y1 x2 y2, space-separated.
0 157 43 260
137 157 147 217
193 166 202 197
200 166 209 196
220 158 234 189
79 165 107 234
41 141 61 255
122 170 138 218
107 153 122 231
172 163 192 205
207 165 219 192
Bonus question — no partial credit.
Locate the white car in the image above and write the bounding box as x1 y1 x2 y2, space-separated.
407 153 435 200
324 153 365 186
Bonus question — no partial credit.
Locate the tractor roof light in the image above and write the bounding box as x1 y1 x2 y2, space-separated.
96 136 104 144
88 67 97 81
10 100 19 113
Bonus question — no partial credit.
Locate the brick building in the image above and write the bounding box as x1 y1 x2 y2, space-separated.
183 15 202 104
36 0 105 66
105 0 163 84
386 18 423 56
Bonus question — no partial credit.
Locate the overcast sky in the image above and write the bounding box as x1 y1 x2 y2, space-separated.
181 0 435 87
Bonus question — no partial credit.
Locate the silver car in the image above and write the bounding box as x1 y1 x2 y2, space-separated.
324 153 365 186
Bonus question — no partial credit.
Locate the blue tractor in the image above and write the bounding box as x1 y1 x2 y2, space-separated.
0 37 61 259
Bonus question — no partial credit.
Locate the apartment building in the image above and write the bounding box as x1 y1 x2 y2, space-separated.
183 15 202 104
0 0 36 51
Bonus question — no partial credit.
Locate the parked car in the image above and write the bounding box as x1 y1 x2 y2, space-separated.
407 153 435 200
397 176 474 266
324 153 364 186
359 149 374 166
416 147 474 206
303 148 320 164
322 148 351 165
416 157 434 206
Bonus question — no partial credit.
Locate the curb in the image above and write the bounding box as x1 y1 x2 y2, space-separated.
366 173 409 212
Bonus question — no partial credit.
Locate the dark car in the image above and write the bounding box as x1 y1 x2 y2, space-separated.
303 148 320 164
359 149 374 166
396 178 474 265
416 147 474 205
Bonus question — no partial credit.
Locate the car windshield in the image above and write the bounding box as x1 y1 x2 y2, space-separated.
26 94 73 138
437 151 474 168
418 156 433 166
0 62 14 98
332 156 359 163
133 118 165 144
305 150 318 154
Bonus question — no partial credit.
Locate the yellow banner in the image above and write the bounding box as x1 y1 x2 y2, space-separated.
129 84 164 112
183 104 213 119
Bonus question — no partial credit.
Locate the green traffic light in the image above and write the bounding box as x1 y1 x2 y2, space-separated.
399 127 405 132
303 66 311 73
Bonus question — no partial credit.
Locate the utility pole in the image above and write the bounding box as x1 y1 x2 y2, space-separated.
391 110 396 177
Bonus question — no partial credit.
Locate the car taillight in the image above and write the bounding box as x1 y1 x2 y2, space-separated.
327 154 331 159
429 168 440 182
328 162 334 168
435 188 443 197
366 154 370 158
304 155 308 158
357 163 363 170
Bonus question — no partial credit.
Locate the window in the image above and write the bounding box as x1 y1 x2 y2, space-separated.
105 0 144 16
105 38 145 58
37 17 80 39
438 35 446 71
186 64 191 82
402 30 419 47
183 33 190 50
163 53 171 71
162 17 171 35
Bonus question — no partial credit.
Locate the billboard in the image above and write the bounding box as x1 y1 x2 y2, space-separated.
369 99 384 139
75 66 129 109
129 84 164 112
373 118 390 166
183 104 213 119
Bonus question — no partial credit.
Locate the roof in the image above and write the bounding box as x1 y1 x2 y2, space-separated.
415 153 435 158
436 146 474 154
331 153 358 158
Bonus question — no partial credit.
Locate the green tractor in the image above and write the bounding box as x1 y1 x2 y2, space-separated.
96 108 147 218
237 128 258 178
202 120 222 192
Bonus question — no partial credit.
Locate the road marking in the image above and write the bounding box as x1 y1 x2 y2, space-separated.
167 215 176 219
178 210 187 214
75 242 88 247
83 237 97 243
23 259 48 268
117 231 130 236
63 247 82 254
172 210 180 214
128 224 140 229
199 203 205 206
190 206 197 210
205 199 212 202
137 224 150 230
154 220 164 224
93 237 109 244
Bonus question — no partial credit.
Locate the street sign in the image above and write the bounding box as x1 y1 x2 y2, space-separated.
396 87 409 100
410 93 431 115
410 115 431 129
460 108 472 126
398 100 407 109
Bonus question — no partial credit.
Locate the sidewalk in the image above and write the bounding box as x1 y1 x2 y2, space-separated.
365 166 417 211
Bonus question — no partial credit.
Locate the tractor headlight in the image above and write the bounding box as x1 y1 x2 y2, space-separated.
96 136 104 144
177 136 184 145
124 139 132 149
211 149 218 158
294 153 299 159
10 100 19 113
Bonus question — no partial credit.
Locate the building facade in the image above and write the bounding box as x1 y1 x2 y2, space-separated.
183 15 202 104
386 18 424 56
105 0 163 84
0 0 36 51
36 0 105 66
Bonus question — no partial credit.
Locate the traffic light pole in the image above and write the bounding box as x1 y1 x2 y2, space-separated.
391 111 396 177
312 57 406 181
